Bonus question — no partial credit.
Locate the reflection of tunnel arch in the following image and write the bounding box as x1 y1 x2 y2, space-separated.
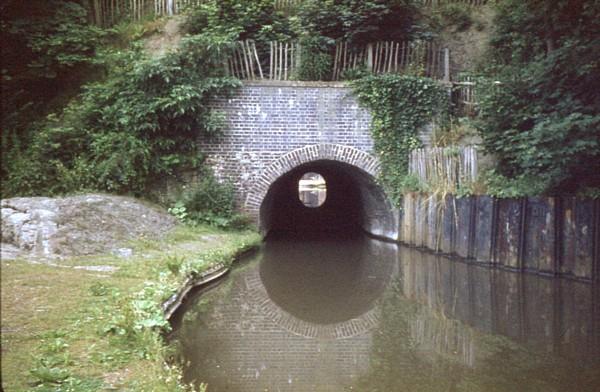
244 144 398 238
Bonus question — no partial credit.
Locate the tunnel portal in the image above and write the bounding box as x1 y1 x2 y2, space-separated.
258 159 397 238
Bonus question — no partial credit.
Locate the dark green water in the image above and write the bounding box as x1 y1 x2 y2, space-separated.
173 233 600 392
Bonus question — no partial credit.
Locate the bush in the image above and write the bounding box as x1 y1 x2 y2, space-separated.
437 3 473 32
1 1 108 154
170 170 251 230
297 0 419 45
475 0 600 194
296 35 334 81
2 33 241 198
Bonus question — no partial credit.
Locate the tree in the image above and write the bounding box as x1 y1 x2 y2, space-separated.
476 0 600 194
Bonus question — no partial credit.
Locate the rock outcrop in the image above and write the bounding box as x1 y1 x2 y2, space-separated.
1 194 176 260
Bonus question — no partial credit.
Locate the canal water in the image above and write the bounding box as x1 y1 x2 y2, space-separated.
172 233 600 391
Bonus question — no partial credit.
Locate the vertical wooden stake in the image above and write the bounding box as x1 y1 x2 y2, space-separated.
284 42 288 80
269 41 274 80
278 42 283 80
252 41 263 79
443 47 450 83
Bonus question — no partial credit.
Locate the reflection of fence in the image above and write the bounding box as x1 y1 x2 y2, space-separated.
412 313 475 367
409 146 478 190
400 193 600 282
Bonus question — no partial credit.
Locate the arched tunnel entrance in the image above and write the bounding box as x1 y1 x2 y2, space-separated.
259 159 398 238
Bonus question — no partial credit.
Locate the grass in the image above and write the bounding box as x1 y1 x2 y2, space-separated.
1 225 261 391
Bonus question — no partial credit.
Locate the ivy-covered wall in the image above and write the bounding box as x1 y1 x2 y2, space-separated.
352 74 450 205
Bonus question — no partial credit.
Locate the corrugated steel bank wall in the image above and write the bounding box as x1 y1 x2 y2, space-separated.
400 194 600 282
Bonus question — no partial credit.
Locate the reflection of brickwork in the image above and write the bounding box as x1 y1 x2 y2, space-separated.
245 269 380 339
181 261 374 391
202 82 376 220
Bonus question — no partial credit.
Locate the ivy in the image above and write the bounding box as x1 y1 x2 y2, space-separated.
352 74 449 205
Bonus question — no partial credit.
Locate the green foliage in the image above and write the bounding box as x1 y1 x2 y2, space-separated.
475 0 600 194
298 0 421 45
352 74 450 204
435 3 474 33
2 33 241 197
296 35 335 81
186 0 296 44
29 331 104 390
169 171 250 230
1 1 108 147
480 169 550 198
397 173 427 194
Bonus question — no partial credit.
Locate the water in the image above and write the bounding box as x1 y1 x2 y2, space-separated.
173 233 600 391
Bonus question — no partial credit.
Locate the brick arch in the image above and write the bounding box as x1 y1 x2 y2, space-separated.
243 144 380 222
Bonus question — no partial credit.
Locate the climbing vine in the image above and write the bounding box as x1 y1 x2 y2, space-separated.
352 74 449 205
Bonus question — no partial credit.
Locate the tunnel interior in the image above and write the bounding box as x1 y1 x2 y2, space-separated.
259 160 397 238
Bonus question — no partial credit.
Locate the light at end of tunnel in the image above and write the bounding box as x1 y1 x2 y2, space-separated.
298 172 326 208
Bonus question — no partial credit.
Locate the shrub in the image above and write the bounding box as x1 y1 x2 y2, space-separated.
474 0 600 195
2 33 241 198
438 3 473 33
296 35 334 81
170 170 251 230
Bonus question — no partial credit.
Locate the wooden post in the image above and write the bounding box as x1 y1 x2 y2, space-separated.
296 42 302 75
443 47 450 83
290 42 296 77
252 41 263 79
343 41 348 76
284 42 288 80
367 43 373 72
269 41 274 80
278 42 283 80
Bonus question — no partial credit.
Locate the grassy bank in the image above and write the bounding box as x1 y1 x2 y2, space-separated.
1 225 261 391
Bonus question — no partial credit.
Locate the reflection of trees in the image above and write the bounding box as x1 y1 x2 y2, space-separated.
352 279 600 392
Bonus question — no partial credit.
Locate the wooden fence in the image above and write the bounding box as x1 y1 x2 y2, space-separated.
225 39 451 82
273 0 303 11
333 40 450 81
226 41 263 80
452 75 477 116
409 146 478 190
90 0 307 25
420 0 488 6
88 0 203 25
225 41 303 81
268 41 302 81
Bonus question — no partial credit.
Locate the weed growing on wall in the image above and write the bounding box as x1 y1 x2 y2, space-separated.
352 74 449 205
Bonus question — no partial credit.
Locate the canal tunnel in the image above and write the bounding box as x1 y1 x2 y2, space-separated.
259 160 397 238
